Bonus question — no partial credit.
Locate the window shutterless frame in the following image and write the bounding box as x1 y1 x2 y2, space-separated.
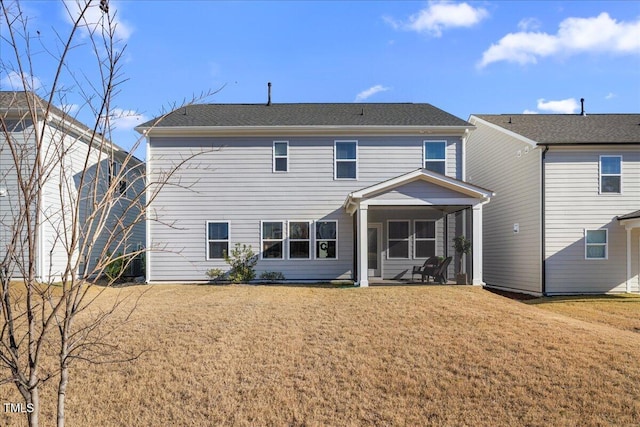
261 220 285 260
599 155 622 194
423 140 447 175
109 161 127 196
273 141 289 173
334 140 358 180
585 229 608 260
206 221 230 260
315 220 338 259
288 221 312 259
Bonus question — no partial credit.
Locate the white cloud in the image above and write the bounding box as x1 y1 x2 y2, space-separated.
522 109 539 114
479 13 640 68
536 98 580 114
104 108 147 131
63 0 132 42
1 71 42 91
57 103 80 114
386 1 488 37
605 92 616 100
355 85 391 102
518 17 541 32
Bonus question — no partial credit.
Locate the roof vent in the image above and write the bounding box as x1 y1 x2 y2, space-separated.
580 98 586 116
267 82 272 106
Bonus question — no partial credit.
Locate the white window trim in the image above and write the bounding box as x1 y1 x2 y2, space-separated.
423 140 447 175
585 229 608 260
315 220 338 260
413 220 437 259
273 141 289 173
387 220 411 260
109 161 121 186
206 221 230 260
288 220 312 260
334 140 358 180
261 220 285 260
110 160 127 196
599 155 622 195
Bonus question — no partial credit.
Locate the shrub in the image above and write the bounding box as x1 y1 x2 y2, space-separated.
259 271 285 282
105 251 126 281
205 268 226 283
224 243 257 283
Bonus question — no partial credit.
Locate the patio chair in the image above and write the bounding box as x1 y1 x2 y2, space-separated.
433 257 452 284
411 256 440 283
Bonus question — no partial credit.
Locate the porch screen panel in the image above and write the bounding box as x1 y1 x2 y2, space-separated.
388 220 410 259
415 220 436 258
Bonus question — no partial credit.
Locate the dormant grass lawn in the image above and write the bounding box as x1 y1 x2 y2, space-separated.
2 284 640 426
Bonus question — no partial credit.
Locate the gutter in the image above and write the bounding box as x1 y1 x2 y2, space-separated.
135 125 476 138
540 144 550 296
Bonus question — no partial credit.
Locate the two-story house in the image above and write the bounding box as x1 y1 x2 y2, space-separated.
0 91 145 282
466 113 640 295
138 102 493 286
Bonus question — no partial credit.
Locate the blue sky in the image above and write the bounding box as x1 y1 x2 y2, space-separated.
2 1 639 159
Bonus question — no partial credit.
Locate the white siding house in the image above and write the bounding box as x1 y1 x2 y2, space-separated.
0 91 145 282
466 113 640 295
138 103 493 285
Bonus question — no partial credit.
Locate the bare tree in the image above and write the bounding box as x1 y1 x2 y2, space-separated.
0 1 215 425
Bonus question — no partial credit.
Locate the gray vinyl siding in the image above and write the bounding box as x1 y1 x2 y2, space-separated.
38 126 145 281
544 147 640 294
466 117 542 294
147 135 463 282
1 119 144 282
0 120 38 279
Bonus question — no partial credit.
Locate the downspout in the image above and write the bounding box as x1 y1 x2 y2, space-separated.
541 144 549 296
145 134 151 284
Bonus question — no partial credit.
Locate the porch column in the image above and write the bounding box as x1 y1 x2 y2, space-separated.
471 203 485 286
357 206 369 287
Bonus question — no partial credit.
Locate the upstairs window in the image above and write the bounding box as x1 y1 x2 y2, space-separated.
207 222 229 259
424 141 446 175
599 156 621 194
334 141 357 179
273 141 288 172
262 221 284 259
585 229 607 259
109 161 127 195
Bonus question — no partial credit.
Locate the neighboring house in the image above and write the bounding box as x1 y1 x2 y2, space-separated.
0 91 145 282
466 113 640 295
138 102 493 286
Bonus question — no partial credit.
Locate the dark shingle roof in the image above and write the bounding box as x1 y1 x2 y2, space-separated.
1 91 90 131
139 103 471 128
473 114 640 144
618 209 640 221
1 91 139 162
